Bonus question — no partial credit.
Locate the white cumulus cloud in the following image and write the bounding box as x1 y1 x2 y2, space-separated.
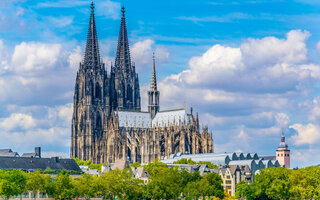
158 30 320 111
96 0 121 20
290 123 320 145
68 46 82 71
0 40 10 74
0 113 36 131
131 39 170 70
241 30 310 67
11 42 62 73
183 44 243 85
275 113 291 128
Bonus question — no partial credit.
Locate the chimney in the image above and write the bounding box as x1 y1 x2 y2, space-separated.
35 147 41 158
51 157 60 163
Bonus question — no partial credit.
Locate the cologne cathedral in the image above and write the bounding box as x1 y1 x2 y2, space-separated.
71 3 214 164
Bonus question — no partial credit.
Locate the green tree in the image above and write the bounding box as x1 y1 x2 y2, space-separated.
202 172 225 199
99 169 125 199
173 158 196 165
42 174 55 197
98 169 144 200
144 167 182 199
197 161 218 169
73 157 106 172
121 171 144 200
74 174 96 199
129 162 141 168
52 170 76 199
173 158 218 169
143 158 168 177
26 170 49 199
235 181 255 200
254 167 290 200
289 166 320 199
42 167 58 174
184 181 202 200
183 172 224 200
0 170 27 200
179 169 202 187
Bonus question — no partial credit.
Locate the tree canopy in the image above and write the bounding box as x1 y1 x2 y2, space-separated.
0 169 26 200
143 159 224 199
173 158 218 169
236 166 320 200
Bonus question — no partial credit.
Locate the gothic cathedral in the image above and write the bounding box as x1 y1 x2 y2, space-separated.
71 3 214 164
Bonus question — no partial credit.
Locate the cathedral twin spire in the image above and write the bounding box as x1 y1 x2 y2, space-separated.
112 5 141 111
81 2 156 113
83 2 101 69
115 6 131 71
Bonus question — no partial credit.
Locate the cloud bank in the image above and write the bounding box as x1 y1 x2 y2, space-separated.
151 30 320 167
0 29 319 166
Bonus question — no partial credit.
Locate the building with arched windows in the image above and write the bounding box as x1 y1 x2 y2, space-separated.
70 3 213 164
276 132 290 168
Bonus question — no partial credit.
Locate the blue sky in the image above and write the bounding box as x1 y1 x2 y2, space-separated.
0 0 320 167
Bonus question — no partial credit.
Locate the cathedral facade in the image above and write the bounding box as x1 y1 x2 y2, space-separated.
71 3 213 164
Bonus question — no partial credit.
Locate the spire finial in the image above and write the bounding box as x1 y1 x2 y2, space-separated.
279 128 288 148
121 6 125 16
184 100 186 110
281 129 285 142
91 1 94 10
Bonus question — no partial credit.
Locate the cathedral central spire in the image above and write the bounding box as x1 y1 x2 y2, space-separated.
148 54 160 118
83 1 100 69
150 53 157 91
115 6 131 70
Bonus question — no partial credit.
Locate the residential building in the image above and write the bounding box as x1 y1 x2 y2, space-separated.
80 166 100 176
0 149 20 157
132 166 150 184
0 147 81 172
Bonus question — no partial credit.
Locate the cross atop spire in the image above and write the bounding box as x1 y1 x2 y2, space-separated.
115 6 131 71
83 1 100 69
150 52 157 91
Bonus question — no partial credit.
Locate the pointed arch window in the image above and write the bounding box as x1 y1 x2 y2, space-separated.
96 112 102 129
95 82 101 99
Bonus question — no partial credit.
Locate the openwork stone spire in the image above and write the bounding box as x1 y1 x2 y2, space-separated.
150 52 157 90
84 2 100 69
148 53 160 118
115 6 131 70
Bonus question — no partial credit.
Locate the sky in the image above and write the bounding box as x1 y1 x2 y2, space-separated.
0 0 319 168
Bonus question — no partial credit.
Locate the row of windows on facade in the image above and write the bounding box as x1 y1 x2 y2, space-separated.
278 153 289 157
12 192 47 198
